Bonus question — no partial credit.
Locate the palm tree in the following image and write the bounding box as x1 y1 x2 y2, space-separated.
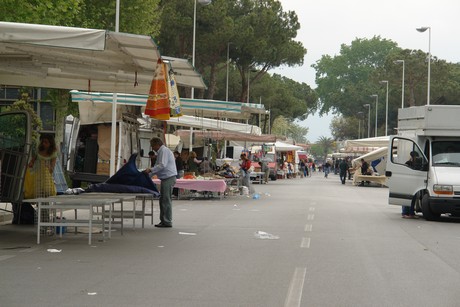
316 136 335 160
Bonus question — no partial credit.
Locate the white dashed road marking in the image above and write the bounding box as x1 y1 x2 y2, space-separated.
0 255 15 261
300 237 311 248
284 267 307 307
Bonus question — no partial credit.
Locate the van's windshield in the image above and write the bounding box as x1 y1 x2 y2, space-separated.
432 141 460 166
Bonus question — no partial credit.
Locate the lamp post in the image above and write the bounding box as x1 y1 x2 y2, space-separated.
379 80 389 136
363 104 370 138
416 26 431 105
370 94 378 137
394 60 405 108
357 111 363 138
191 0 212 99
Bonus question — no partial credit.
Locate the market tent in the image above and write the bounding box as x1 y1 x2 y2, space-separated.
174 129 276 142
181 98 243 119
73 94 257 134
161 56 206 89
0 21 207 176
0 21 206 93
352 147 388 175
167 115 262 135
70 91 246 120
272 141 303 151
343 136 390 149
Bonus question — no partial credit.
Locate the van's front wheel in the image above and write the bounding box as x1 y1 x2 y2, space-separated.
421 194 440 221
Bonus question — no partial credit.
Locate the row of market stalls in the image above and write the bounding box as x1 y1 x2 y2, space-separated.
1 21 302 187
336 136 390 185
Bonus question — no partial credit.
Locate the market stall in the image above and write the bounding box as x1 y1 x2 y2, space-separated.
153 178 227 199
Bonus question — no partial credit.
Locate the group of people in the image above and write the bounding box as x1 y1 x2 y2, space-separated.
23 134 422 228
149 149 213 177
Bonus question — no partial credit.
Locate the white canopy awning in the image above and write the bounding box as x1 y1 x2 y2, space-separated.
0 21 206 93
167 115 262 135
266 141 303 151
70 91 247 120
352 147 388 175
343 136 390 149
174 130 276 142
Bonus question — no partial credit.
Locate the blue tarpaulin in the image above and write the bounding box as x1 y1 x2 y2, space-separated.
104 153 159 194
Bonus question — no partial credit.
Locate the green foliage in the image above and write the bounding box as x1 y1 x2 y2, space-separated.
157 0 307 102
271 115 308 143
330 116 363 141
0 0 82 26
0 0 161 35
4 94 43 150
313 36 398 117
314 36 460 140
315 136 335 160
79 0 161 35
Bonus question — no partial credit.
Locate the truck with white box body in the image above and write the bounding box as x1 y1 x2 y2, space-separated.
386 105 460 220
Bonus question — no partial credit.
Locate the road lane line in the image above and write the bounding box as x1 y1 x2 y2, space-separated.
304 224 312 232
307 214 314 220
20 248 39 253
300 237 311 248
0 255 15 261
284 267 307 307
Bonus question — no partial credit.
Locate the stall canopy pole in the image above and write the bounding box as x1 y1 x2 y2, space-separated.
189 127 194 152
110 0 121 176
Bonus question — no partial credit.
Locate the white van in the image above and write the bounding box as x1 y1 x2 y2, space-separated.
65 101 143 186
386 105 460 220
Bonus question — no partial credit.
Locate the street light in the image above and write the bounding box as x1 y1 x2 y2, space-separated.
191 0 212 99
394 60 405 108
379 80 389 136
357 111 364 138
370 94 378 137
363 104 370 138
416 26 431 105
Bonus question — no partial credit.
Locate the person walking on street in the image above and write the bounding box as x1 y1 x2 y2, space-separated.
339 158 349 184
347 157 353 180
240 153 255 194
323 161 331 178
402 151 419 219
144 137 177 228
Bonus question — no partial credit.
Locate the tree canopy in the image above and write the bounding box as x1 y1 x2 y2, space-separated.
157 0 307 101
314 36 460 139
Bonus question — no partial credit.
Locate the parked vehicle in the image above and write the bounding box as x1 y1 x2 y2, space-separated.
65 101 145 187
386 105 460 220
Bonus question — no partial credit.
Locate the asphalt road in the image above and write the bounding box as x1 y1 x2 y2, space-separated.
1 172 460 307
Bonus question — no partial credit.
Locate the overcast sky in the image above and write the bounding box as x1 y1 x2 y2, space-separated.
272 0 460 142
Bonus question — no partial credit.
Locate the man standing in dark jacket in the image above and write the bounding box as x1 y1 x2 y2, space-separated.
339 158 349 184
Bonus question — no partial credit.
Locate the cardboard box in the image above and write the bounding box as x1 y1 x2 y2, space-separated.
97 162 110 175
